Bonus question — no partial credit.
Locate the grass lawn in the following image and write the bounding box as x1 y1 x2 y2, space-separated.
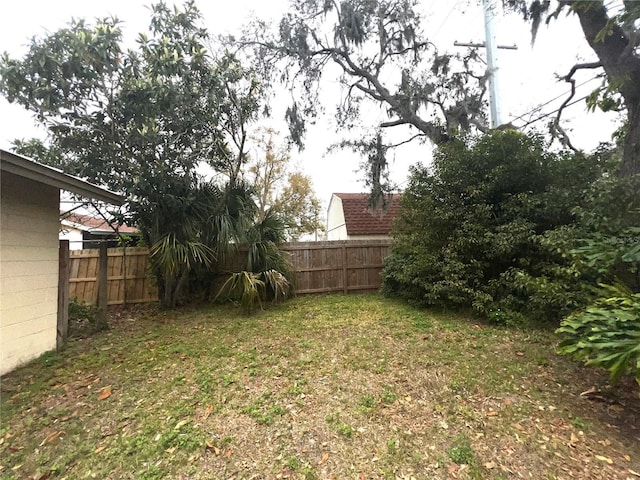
1 294 639 479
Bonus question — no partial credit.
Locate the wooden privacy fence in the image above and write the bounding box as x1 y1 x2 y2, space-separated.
69 246 158 306
68 239 393 305
285 240 392 294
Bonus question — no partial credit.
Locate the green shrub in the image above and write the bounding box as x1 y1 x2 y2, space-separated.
382 130 611 324
557 283 640 386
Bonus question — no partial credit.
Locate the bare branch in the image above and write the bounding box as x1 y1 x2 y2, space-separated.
553 61 603 151
386 133 427 148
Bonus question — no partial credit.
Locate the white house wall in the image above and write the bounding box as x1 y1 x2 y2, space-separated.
326 195 348 241
1 172 60 375
59 226 84 250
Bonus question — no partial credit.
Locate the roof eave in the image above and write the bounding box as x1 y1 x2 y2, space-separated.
1 149 124 205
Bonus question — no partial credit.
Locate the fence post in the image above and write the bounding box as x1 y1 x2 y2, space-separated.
342 243 348 294
57 240 70 350
95 242 109 329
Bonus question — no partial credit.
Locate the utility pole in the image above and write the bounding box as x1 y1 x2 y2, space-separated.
455 0 517 128
483 0 501 127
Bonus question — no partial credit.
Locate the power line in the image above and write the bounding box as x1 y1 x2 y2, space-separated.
508 74 602 124
432 0 463 39
516 94 589 128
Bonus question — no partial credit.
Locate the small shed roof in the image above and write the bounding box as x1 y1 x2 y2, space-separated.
0 149 124 205
334 193 401 235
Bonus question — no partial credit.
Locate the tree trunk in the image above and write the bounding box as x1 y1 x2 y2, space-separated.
620 107 640 177
171 269 190 308
572 0 640 177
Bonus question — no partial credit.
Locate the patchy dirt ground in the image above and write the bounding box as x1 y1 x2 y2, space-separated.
1 294 639 479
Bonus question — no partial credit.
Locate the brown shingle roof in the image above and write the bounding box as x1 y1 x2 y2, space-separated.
62 212 138 234
335 193 401 235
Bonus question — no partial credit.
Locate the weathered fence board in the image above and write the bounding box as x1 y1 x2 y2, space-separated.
69 247 158 306
68 240 393 305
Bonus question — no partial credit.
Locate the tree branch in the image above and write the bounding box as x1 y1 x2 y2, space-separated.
553 61 603 151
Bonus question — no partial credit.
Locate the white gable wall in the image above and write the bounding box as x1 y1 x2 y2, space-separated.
1 172 60 375
59 225 84 250
326 194 348 241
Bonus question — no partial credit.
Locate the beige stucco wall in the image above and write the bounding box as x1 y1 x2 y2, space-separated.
326 195 348 241
1 172 60 375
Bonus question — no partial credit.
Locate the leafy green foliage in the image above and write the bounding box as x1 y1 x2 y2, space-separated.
0 2 282 308
215 270 291 314
382 130 610 324
557 283 640 385
555 204 640 385
447 433 475 465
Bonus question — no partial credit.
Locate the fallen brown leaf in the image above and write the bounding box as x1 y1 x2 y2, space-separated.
204 405 214 420
174 419 188 430
97 386 112 400
580 386 599 396
94 445 107 454
40 431 62 446
320 452 329 465
595 455 613 464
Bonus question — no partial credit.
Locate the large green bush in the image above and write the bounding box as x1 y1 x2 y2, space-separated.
382 130 612 324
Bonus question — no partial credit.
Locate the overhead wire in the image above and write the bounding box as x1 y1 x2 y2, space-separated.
508 74 603 124
516 94 590 129
432 0 464 39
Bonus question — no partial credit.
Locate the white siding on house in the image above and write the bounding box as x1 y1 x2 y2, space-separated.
59 226 84 250
1 173 60 375
326 194 348 241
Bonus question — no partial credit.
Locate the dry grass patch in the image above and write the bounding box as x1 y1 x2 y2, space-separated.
1 294 638 479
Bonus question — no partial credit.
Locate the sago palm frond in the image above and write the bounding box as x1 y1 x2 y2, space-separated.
214 271 265 313
262 269 291 301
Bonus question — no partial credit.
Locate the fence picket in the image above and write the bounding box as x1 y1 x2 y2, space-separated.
68 240 393 305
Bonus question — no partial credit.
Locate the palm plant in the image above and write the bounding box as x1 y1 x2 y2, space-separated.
214 209 294 313
145 176 221 308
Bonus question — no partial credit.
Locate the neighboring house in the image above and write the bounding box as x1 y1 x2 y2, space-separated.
60 212 139 250
1 149 123 375
326 193 401 241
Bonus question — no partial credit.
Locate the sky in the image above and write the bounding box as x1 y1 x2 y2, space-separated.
0 0 621 213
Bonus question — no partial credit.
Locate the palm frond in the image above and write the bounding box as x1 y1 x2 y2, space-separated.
150 232 216 279
214 271 265 313
262 269 291 301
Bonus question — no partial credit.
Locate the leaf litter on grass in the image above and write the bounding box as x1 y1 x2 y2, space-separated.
0 295 639 479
